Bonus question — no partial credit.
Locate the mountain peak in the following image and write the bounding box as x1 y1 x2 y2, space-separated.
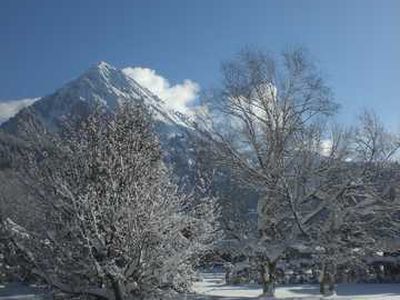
84 61 117 79
93 61 115 74
96 61 112 69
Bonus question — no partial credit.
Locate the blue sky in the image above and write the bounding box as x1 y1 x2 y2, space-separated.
1 0 399 127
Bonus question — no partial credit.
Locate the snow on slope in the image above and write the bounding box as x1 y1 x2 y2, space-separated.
193 273 400 299
55 61 188 126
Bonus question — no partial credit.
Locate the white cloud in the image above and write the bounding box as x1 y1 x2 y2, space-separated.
320 139 333 157
0 98 39 124
122 67 200 114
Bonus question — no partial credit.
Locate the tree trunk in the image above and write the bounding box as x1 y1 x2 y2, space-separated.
224 262 233 285
260 260 277 297
225 270 231 285
319 262 336 297
111 278 124 300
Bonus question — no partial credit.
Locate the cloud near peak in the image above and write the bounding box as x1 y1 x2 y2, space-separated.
122 67 200 114
0 98 39 124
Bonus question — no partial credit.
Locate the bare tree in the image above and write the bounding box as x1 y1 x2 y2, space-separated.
190 48 338 296
307 111 400 296
3 101 220 300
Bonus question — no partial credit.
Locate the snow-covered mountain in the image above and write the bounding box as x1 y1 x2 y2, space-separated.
0 61 257 219
0 62 195 184
1 62 187 134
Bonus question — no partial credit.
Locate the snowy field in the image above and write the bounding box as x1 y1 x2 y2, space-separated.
0 283 48 300
192 273 400 300
1 275 400 300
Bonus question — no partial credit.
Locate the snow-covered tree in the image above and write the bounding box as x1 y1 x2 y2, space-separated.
306 111 400 296
190 48 338 297
3 101 219 300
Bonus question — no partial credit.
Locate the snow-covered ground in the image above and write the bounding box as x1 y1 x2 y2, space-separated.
0 283 48 299
192 273 400 299
2 276 400 300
